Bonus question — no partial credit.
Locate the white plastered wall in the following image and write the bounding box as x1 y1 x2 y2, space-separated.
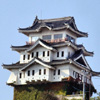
20 45 52 64
69 64 90 84
29 29 77 43
7 69 19 84
52 46 75 60
19 64 50 84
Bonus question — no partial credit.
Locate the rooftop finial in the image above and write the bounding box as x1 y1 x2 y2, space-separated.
35 15 38 20
33 16 38 25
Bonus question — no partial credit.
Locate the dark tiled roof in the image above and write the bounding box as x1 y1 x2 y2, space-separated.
11 39 93 56
19 16 87 37
11 45 32 49
69 49 83 60
2 61 26 69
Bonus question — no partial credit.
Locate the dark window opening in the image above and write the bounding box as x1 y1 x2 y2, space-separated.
57 52 59 57
19 73 22 78
61 51 64 57
68 52 70 58
73 71 75 76
32 52 34 58
47 51 49 56
32 70 35 76
36 52 38 58
54 34 62 39
23 55 25 60
44 69 46 75
42 35 51 40
28 70 30 76
39 69 41 75
58 69 60 75
43 51 45 57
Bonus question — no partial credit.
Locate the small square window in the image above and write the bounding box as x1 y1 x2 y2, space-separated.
58 69 60 75
32 70 35 76
28 70 30 76
61 51 64 57
39 69 41 75
23 55 25 60
32 52 34 58
19 73 22 78
43 51 45 57
57 52 59 57
47 51 49 56
44 69 46 75
36 52 38 58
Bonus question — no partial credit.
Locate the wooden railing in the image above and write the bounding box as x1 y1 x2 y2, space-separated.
26 38 67 45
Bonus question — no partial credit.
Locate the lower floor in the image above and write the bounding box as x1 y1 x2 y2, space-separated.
7 63 91 85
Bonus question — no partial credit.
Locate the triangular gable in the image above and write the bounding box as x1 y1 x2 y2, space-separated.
74 54 91 70
36 23 52 32
20 58 55 71
27 39 56 52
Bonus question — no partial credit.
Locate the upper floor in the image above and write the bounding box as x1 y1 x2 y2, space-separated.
19 16 88 45
28 29 76 45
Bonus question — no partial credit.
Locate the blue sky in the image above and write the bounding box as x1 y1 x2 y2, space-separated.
0 0 100 99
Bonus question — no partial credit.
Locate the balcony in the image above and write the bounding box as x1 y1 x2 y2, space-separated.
26 38 68 45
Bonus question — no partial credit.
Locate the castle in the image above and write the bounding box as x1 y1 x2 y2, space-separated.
2 16 100 94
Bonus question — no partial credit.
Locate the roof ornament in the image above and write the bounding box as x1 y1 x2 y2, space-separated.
33 16 38 25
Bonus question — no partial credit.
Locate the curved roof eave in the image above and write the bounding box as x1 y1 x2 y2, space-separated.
18 26 88 38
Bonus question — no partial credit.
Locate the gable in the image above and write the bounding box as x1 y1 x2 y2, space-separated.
20 58 55 71
76 57 86 66
27 39 56 53
74 54 91 69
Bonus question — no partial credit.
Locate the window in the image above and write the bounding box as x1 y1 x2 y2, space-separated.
61 51 64 57
57 52 59 57
54 70 56 75
28 54 30 60
42 35 51 40
66 35 71 41
73 71 75 77
43 51 45 57
54 34 62 39
75 72 79 79
32 70 35 76
39 69 41 75
71 37 75 43
58 69 60 75
32 52 34 58
68 52 70 58
23 55 25 60
28 70 30 76
44 69 46 75
66 35 75 43
19 73 22 78
47 51 49 56
36 52 38 58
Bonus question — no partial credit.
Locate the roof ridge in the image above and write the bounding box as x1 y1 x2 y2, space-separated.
38 16 73 22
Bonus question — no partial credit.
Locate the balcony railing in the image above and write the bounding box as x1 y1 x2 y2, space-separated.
26 38 68 45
